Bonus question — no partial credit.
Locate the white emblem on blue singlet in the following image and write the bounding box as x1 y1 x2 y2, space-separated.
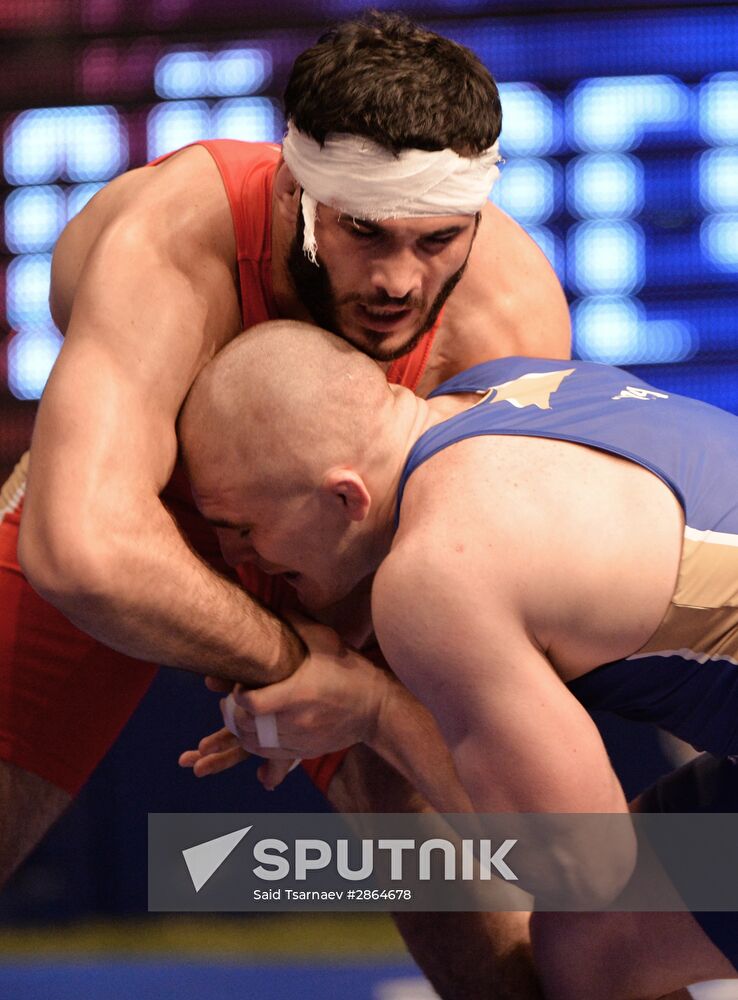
612 386 670 401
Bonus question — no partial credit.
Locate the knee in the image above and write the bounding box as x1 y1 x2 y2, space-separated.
0 760 70 887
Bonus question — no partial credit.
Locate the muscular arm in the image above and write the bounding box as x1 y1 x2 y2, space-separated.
19 151 303 684
372 506 636 906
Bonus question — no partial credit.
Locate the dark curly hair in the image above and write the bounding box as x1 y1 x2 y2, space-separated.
284 10 501 155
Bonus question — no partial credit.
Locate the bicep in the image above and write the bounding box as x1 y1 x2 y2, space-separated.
34 213 237 489
28 336 177 509
23 215 237 564
445 641 625 816
374 556 626 816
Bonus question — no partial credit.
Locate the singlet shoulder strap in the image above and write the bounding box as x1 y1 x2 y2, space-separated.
385 310 442 390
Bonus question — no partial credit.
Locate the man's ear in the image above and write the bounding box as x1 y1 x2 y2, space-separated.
322 469 371 523
273 160 301 224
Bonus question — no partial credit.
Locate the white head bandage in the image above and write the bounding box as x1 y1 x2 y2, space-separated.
281 124 502 264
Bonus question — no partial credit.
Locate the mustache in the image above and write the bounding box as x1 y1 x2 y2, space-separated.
340 292 425 311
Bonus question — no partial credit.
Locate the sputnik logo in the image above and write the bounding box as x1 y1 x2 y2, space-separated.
182 826 252 892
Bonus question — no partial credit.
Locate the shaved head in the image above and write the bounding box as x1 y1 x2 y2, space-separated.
180 320 394 495
178 319 423 608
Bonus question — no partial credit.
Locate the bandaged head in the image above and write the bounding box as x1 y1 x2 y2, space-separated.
281 123 503 264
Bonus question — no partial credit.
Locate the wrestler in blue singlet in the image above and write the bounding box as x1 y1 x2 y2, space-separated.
396 356 738 964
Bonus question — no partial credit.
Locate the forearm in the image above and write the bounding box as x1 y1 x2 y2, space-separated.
22 498 305 686
393 911 542 1000
367 673 475 814
327 746 542 1000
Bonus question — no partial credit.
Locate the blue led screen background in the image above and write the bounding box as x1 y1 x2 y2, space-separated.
1 0 738 479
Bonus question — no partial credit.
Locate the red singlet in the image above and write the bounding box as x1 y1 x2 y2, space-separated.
0 140 438 795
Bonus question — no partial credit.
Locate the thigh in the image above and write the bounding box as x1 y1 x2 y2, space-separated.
0 505 157 799
632 753 738 814
632 753 738 981
533 756 738 998
531 909 735 999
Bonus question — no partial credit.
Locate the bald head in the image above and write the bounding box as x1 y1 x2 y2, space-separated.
180 320 394 494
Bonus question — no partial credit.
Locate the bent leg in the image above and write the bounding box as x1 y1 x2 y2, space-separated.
394 909 541 1000
328 744 542 1000
0 760 71 886
532 754 738 999
0 495 157 888
530 909 734 1000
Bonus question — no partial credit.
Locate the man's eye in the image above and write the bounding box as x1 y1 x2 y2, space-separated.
423 234 456 248
349 226 377 240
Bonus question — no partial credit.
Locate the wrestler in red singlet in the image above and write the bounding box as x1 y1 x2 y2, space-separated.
0 140 439 797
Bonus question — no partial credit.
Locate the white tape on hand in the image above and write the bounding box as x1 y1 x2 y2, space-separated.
222 692 239 737
222 696 290 759
255 712 281 749
223 697 280 748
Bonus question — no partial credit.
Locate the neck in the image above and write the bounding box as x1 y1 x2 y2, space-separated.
366 388 483 562
359 389 433 573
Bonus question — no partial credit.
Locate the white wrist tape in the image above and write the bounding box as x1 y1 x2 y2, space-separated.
255 712 281 749
221 692 239 737
222 695 281 749
281 124 502 263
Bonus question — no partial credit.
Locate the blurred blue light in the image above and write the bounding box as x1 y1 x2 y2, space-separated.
6 254 53 328
569 76 690 152
155 51 210 99
701 214 738 270
491 158 556 225
574 297 641 363
699 73 738 146
568 221 645 295
65 107 128 181
155 47 272 100
699 148 738 213
211 48 272 97
7 326 64 401
66 183 106 220
213 98 281 143
5 109 65 184
4 186 65 254
497 83 559 157
147 101 211 159
573 296 695 365
4 107 127 185
567 154 643 220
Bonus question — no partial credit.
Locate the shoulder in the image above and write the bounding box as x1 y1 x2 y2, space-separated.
371 435 590 652
51 146 238 330
73 145 235 264
438 201 571 365
49 145 244 359
371 472 520 668
119 145 236 262
370 501 540 724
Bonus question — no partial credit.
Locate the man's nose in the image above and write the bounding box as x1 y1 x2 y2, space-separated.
370 247 423 300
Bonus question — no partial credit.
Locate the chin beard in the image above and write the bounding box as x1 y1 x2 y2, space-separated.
286 216 472 363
